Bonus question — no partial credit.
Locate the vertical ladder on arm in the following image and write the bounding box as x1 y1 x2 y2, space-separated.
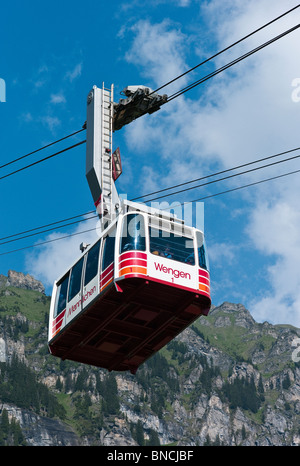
86 83 120 231
100 84 113 221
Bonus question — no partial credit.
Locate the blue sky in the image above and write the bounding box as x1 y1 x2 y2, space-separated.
1 0 300 327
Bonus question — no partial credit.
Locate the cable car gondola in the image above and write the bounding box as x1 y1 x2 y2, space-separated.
48 200 210 374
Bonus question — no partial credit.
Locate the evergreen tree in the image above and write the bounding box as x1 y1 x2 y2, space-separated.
204 434 212 445
222 376 261 413
11 418 26 446
282 373 291 390
0 355 66 419
0 410 26 446
56 377 63 391
135 420 144 446
258 375 264 394
102 373 120 415
75 368 89 391
147 428 160 446
0 409 9 441
241 425 247 440
65 373 73 393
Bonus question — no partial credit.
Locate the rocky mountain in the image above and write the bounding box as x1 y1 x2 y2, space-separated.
0 270 45 294
0 270 300 446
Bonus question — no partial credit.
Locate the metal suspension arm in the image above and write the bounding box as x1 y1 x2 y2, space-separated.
86 84 120 225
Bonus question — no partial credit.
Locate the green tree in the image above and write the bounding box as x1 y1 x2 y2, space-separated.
102 373 120 415
282 373 291 390
0 409 9 440
222 376 261 413
258 375 264 393
147 428 160 446
11 418 26 446
135 420 144 446
75 368 89 391
241 425 247 440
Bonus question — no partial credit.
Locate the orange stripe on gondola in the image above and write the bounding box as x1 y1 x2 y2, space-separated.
199 283 210 293
119 266 147 277
52 328 62 338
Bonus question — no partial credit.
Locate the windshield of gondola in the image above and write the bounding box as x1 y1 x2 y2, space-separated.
120 213 146 253
149 227 195 265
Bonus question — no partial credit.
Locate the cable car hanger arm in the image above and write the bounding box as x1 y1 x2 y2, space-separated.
112 85 168 131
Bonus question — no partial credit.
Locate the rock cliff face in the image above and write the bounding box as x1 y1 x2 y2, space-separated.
0 274 300 446
5 270 45 294
2 403 79 446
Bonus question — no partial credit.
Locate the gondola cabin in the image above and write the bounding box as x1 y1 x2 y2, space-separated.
48 200 211 373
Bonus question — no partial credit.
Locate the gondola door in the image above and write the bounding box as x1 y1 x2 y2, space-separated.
65 256 85 326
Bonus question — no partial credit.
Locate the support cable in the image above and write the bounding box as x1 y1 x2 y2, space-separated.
0 140 86 181
0 128 85 171
131 146 300 201
151 4 300 95
166 24 300 102
1 165 300 256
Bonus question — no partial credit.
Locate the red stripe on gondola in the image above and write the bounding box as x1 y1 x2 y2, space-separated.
199 269 209 278
52 309 65 328
100 262 114 292
199 276 210 286
119 258 147 269
52 309 66 336
101 270 113 286
119 251 147 262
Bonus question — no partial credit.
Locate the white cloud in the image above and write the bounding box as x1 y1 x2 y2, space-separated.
125 19 189 92
41 115 61 132
120 0 191 13
21 112 33 123
248 200 300 326
124 0 300 169
34 79 46 89
65 63 82 82
50 92 66 104
20 111 61 132
208 241 237 265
